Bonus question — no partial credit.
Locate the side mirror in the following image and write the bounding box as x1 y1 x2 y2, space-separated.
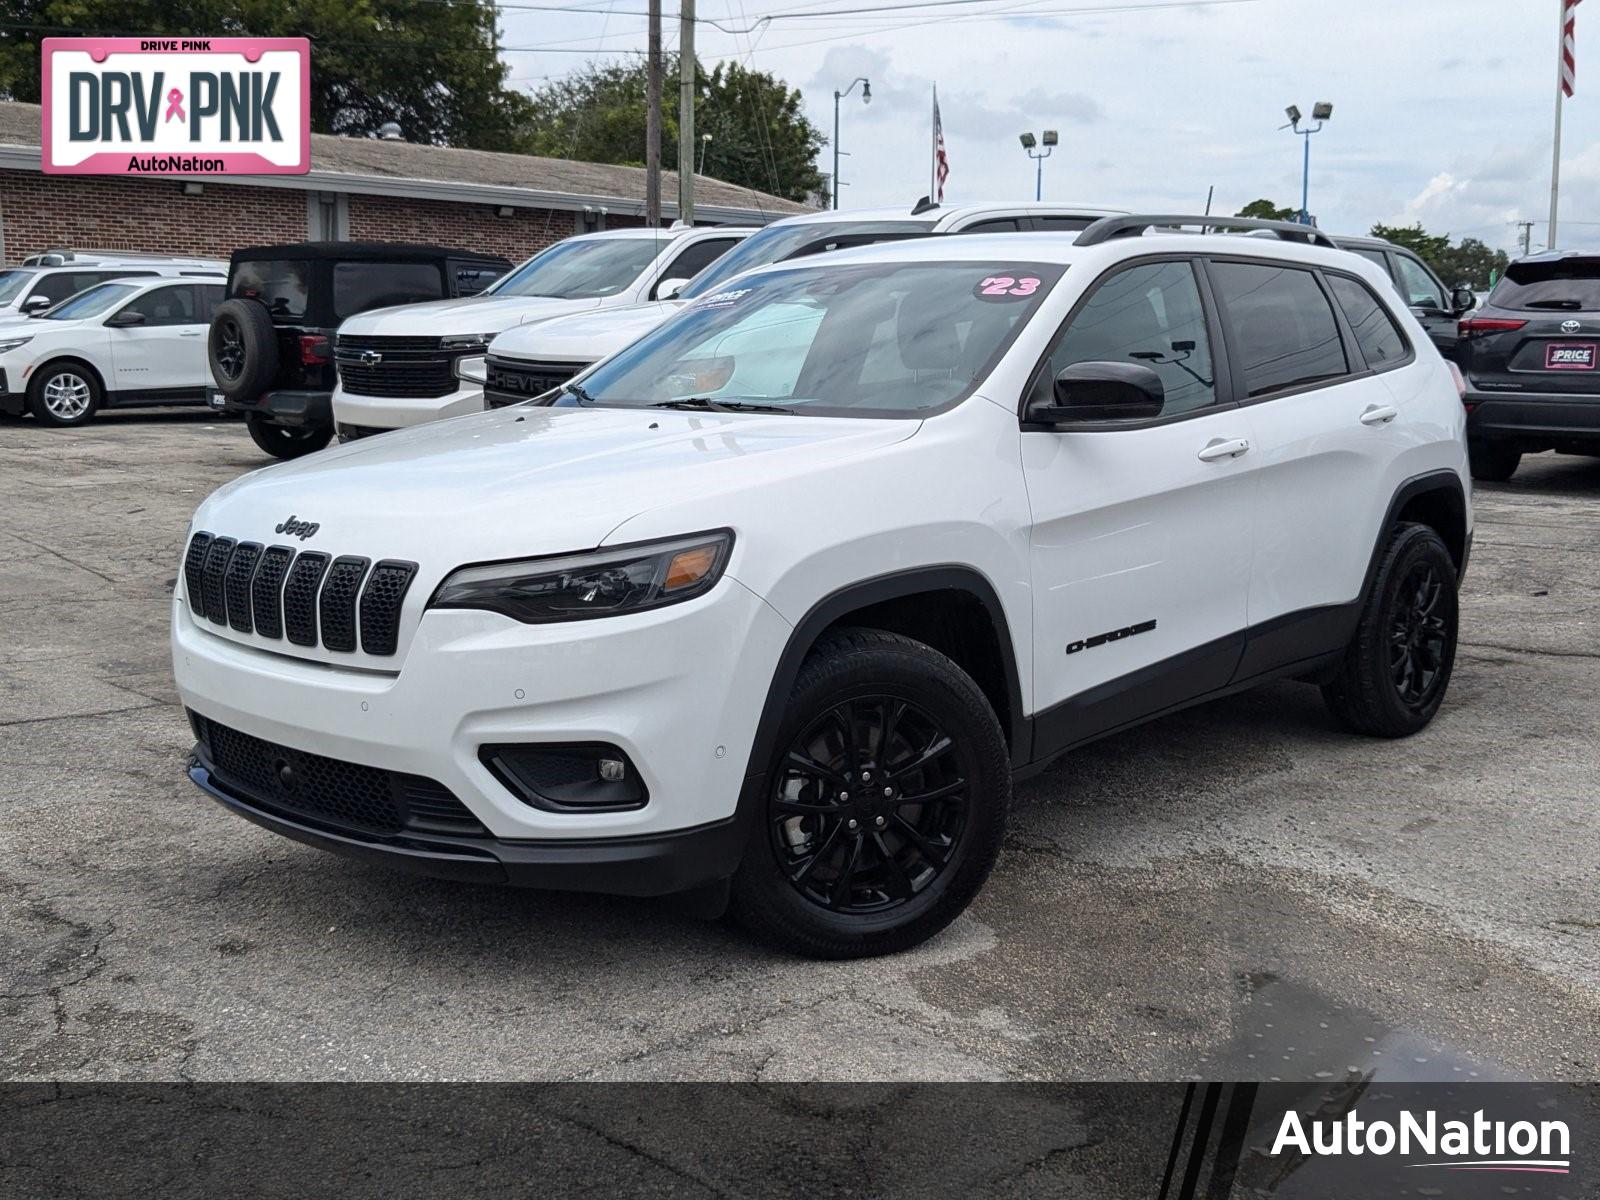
105 309 146 328
1451 285 1477 315
654 277 690 301
20 296 51 315
1025 361 1165 426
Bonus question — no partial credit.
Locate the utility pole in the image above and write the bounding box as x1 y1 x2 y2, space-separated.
645 0 661 226
1518 220 1535 256
678 0 695 226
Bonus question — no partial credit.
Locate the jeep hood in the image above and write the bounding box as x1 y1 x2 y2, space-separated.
490 300 687 362
196 405 917 571
336 293 606 337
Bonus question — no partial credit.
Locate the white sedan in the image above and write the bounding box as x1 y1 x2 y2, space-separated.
0 275 225 426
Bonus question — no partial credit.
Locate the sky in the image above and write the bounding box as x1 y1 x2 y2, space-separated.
497 0 1600 253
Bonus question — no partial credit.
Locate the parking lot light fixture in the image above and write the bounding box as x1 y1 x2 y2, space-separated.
1281 101 1332 224
1020 129 1055 201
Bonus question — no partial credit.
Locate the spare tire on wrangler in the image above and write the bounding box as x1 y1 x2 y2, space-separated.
210 298 279 401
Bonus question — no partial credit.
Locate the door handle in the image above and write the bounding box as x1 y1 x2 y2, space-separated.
1359 404 1398 426
179 330 203 338
1197 437 1250 462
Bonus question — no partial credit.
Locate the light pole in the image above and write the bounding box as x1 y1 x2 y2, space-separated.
698 132 713 175
1281 101 1333 225
1019 130 1058 201
832 77 871 210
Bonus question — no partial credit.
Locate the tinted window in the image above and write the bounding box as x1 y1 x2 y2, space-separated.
487 237 661 299
333 261 445 318
1394 254 1446 310
1327 275 1409 370
29 271 103 306
1350 247 1390 273
678 220 929 299
1032 215 1097 231
655 238 740 297
1034 260 1217 416
565 260 1062 419
117 284 200 326
1210 261 1347 396
198 284 225 321
1489 257 1600 311
962 219 1020 233
453 264 504 296
231 260 310 320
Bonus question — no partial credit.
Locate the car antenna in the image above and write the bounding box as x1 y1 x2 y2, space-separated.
910 196 940 215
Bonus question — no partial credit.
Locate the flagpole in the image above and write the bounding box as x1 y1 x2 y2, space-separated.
930 84 938 201
1550 0 1569 250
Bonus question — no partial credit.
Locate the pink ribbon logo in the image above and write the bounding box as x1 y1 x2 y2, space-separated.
164 88 185 123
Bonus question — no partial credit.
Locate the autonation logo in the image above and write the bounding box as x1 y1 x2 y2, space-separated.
1272 1108 1572 1175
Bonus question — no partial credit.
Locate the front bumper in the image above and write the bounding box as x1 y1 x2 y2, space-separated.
332 381 484 434
0 367 21 415
188 756 747 894
224 388 333 429
172 574 791 876
1465 389 1600 442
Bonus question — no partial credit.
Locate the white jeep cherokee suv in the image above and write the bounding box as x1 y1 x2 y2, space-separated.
329 224 750 438
482 201 1126 406
172 216 1471 958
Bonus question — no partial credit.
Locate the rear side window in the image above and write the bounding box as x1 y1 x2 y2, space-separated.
1210 261 1348 397
1350 247 1390 273
1031 215 1097 231
232 260 310 320
961 219 1020 233
1326 275 1409 370
1489 257 1600 311
333 261 445 318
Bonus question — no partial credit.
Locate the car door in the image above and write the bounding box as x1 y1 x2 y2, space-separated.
1021 257 1257 752
106 283 208 397
1391 251 1458 356
1205 258 1404 673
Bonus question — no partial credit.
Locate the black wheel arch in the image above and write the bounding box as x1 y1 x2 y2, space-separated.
1367 469 1470 592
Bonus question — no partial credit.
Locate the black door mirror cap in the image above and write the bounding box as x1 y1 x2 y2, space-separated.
1027 360 1165 426
106 310 147 327
1451 286 1478 314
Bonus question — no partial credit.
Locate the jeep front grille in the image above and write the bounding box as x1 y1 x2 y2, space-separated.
484 355 591 407
335 334 459 399
183 531 417 657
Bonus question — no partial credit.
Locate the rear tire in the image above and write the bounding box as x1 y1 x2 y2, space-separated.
1321 523 1458 738
247 415 332 460
26 361 102 427
1468 439 1521 482
730 628 1010 959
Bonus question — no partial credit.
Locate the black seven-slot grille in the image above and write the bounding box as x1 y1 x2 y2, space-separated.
191 711 485 838
185 531 417 657
335 334 459 399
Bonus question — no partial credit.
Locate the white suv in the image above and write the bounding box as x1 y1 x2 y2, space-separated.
0 256 226 319
0 275 225 425
329 224 751 437
482 201 1127 406
171 216 1471 958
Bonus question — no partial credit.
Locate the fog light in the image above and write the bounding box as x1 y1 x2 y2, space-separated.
480 743 647 812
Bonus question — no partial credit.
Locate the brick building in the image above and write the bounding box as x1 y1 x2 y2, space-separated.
0 101 808 265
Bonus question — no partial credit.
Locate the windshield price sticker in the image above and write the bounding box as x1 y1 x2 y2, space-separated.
975 274 1042 300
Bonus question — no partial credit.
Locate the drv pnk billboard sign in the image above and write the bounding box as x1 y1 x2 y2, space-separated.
41 37 310 175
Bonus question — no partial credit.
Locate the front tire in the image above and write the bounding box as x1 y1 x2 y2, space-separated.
26 362 102 427
730 628 1010 959
1322 523 1459 738
246 416 332 460
1468 439 1521 482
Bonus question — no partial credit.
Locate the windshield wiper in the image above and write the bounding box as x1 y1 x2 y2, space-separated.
1522 298 1585 309
650 397 794 414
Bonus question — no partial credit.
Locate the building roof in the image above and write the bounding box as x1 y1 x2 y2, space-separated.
0 101 811 225
231 241 512 265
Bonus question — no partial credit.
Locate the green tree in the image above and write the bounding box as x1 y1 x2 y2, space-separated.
521 57 825 203
1236 198 1296 221
0 0 533 150
1369 222 1452 267
1433 236 1511 289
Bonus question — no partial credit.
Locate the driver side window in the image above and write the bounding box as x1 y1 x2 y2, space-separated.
1032 260 1217 417
1394 255 1446 311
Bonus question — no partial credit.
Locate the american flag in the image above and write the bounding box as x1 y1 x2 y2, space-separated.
932 86 950 202
1563 0 1582 98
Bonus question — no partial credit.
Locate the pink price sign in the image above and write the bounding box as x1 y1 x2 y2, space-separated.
41 37 310 176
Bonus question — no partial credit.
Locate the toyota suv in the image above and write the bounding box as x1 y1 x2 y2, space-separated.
1456 250 1600 480
482 201 1127 407
330 224 752 439
171 216 1470 959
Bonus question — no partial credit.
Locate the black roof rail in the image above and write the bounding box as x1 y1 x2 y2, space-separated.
1074 214 1338 249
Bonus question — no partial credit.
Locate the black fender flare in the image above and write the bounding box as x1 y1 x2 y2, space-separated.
1362 468 1470 597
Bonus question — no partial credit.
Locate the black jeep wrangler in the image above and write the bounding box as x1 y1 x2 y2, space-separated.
208 242 511 459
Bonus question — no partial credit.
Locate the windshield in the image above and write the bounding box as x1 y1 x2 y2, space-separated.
0 270 35 306
1491 258 1600 311
556 260 1062 419
678 221 930 300
42 282 139 320
487 237 663 299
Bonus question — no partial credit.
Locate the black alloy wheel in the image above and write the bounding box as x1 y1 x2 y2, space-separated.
771 695 971 915
1389 560 1449 709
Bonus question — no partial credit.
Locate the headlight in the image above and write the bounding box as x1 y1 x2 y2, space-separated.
0 336 33 354
441 333 495 352
429 530 733 624
454 354 488 385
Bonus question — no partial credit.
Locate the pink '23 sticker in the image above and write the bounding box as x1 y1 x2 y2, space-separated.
974 274 1041 299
